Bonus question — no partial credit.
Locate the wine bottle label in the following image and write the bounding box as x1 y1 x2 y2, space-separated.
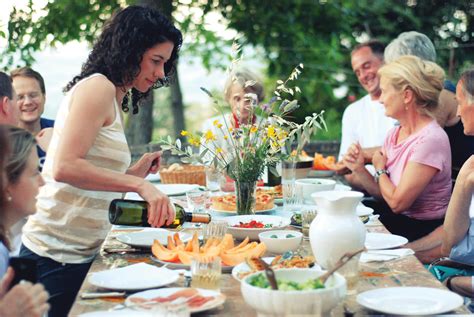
191 213 211 223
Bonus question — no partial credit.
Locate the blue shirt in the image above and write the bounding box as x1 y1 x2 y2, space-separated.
0 242 9 278
450 198 474 265
38 117 55 171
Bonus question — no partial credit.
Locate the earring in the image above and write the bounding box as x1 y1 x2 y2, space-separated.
122 91 131 113
6 195 12 202
405 105 409 111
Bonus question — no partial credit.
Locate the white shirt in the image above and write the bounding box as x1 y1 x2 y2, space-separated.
338 94 397 160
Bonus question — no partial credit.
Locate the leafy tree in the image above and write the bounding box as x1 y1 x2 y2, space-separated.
194 0 472 139
2 0 472 142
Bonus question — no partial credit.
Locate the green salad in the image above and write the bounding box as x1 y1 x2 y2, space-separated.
248 273 325 290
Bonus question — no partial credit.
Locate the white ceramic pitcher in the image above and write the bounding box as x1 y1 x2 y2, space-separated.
309 190 366 269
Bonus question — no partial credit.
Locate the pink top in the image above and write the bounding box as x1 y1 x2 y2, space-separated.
383 120 451 220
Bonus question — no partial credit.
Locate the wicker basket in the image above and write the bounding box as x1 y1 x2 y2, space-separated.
159 165 206 186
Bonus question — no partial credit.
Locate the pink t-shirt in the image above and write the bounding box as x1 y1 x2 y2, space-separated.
383 120 451 220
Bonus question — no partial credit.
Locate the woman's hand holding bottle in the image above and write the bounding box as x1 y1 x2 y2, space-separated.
137 181 175 227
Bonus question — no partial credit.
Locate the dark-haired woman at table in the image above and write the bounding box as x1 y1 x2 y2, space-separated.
19 5 183 316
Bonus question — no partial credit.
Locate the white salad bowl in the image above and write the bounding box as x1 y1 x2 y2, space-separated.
241 268 346 315
258 230 303 254
295 178 337 203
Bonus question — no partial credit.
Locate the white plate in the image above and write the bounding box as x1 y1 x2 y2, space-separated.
80 311 152 317
145 173 161 182
116 229 192 248
150 256 234 273
232 257 322 281
357 287 463 315
232 257 274 281
125 184 200 199
335 184 351 191
224 215 291 240
210 207 276 214
88 263 179 291
365 232 408 250
356 204 374 217
126 287 225 314
308 170 335 178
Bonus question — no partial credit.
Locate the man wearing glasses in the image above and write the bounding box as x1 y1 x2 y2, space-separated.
11 67 54 171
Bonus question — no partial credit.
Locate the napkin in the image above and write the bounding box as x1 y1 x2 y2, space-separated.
360 248 414 263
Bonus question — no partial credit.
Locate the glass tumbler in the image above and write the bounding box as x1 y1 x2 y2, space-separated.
186 189 210 212
191 256 222 290
202 220 228 243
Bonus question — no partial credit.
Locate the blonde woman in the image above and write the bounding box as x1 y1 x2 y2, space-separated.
344 56 451 241
0 125 50 317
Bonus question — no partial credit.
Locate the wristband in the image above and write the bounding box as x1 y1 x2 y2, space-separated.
374 169 389 183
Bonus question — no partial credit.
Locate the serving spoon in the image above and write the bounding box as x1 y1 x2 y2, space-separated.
256 258 279 290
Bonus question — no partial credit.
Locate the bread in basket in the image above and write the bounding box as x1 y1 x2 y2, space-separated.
159 163 206 186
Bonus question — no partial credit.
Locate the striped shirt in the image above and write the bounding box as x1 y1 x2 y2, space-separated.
22 74 131 263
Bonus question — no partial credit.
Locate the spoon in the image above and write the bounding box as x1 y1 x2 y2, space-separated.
319 248 365 284
256 258 278 290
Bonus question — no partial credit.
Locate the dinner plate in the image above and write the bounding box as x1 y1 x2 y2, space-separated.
145 173 161 182
232 257 274 281
308 170 335 178
88 263 179 291
116 229 192 248
126 288 226 314
150 256 234 273
209 207 276 214
357 287 463 315
365 232 408 250
335 184 351 191
125 184 200 199
80 311 152 317
356 204 374 217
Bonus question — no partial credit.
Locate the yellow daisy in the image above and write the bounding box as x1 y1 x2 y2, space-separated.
204 130 217 143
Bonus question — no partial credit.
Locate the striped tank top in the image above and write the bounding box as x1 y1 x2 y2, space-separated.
22 74 131 263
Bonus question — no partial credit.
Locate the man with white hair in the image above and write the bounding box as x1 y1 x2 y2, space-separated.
384 31 474 180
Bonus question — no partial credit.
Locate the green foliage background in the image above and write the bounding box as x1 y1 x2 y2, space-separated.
2 0 472 141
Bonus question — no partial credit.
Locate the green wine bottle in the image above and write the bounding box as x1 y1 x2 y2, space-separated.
109 199 211 228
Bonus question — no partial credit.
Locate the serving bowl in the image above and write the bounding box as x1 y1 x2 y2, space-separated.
295 178 336 203
224 215 291 241
241 268 346 315
258 230 303 254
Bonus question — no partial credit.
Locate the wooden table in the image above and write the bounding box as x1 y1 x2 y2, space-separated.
68 209 470 316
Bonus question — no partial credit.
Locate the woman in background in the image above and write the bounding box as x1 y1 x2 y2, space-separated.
0 125 49 317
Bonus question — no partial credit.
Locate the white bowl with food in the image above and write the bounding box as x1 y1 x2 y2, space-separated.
241 268 346 315
224 215 291 240
295 178 336 203
258 230 303 254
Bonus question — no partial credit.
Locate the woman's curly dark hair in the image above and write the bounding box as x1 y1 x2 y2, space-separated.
64 5 183 114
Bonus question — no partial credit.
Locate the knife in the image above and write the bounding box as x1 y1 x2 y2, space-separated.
81 291 126 299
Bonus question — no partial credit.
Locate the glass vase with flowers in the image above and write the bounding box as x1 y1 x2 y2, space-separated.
160 42 325 215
